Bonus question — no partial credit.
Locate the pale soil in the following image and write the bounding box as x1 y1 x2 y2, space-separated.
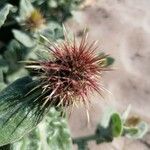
66 0 150 149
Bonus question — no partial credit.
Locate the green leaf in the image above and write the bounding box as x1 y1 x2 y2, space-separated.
4 40 28 74
7 68 29 83
0 77 42 146
105 56 115 66
0 55 8 91
124 122 148 139
0 55 8 74
46 108 72 150
13 108 72 150
97 110 122 142
19 0 34 19
12 30 35 47
0 71 6 91
48 0 58 8
96 125 113 143
101 107 117 128
109 113 123 137
123 127 138 138
0 4 12 28
42 22 63 40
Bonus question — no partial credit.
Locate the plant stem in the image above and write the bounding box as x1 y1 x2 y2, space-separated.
73 134 99 150
73 134 96 143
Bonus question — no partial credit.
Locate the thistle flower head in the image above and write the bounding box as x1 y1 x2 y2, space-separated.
26 30 110 112
25 9 45 31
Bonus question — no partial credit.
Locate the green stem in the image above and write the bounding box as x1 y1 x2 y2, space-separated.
73 134 96 143
73 134 98 150
72 126 113 150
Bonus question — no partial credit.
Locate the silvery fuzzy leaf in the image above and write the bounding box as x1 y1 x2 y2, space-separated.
19 0 34 19
0 4 12 28
12 30 36 48
13 108 72 150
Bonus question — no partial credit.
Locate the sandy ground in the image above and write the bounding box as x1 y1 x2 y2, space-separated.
66 0 150 149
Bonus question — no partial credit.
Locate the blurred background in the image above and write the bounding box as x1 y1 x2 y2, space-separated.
66 0 150 149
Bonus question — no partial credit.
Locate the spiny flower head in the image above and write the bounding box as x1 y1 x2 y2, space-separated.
26 30 110 111
25 9 45 31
